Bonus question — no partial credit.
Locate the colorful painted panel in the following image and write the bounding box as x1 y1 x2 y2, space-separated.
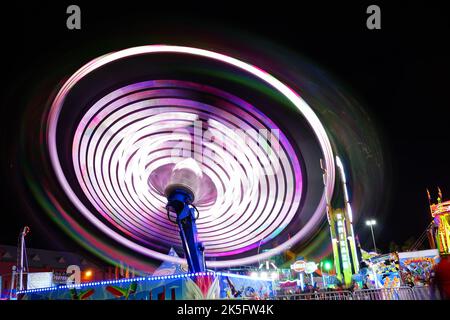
398 249 440 286
20 273 274 300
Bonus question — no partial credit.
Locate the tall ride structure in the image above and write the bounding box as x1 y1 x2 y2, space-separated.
427 188 450 255
322 157 359 286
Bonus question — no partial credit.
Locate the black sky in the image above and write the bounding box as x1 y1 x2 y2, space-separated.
1 2 449 256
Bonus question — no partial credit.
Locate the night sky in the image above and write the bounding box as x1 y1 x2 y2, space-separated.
1 2 449 259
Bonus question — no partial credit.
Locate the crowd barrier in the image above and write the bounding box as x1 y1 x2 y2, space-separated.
272 286 439 301
275 291 353 300
352 286 415 300
411 285 441 300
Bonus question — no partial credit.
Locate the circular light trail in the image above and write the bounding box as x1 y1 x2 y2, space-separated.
47 45 335 267
73 79 302 256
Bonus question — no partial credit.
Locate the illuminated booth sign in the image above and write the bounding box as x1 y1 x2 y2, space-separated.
27 272 54 290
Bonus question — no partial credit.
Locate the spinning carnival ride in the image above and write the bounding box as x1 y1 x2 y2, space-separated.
18 45 351 299
46 45 335 269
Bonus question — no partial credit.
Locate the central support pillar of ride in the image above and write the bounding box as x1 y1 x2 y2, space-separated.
166 188 205 273
165 158 206 274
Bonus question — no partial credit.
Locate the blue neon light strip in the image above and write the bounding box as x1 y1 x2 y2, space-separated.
17 271 220 295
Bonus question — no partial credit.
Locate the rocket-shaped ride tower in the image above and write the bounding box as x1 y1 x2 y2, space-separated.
321 157 359 287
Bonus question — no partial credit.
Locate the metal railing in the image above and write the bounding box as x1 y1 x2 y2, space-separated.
412 285 440 300
272 286 438 300
274 291 353 300
352 286 415 300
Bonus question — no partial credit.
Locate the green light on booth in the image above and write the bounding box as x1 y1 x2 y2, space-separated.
324 261 332 271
